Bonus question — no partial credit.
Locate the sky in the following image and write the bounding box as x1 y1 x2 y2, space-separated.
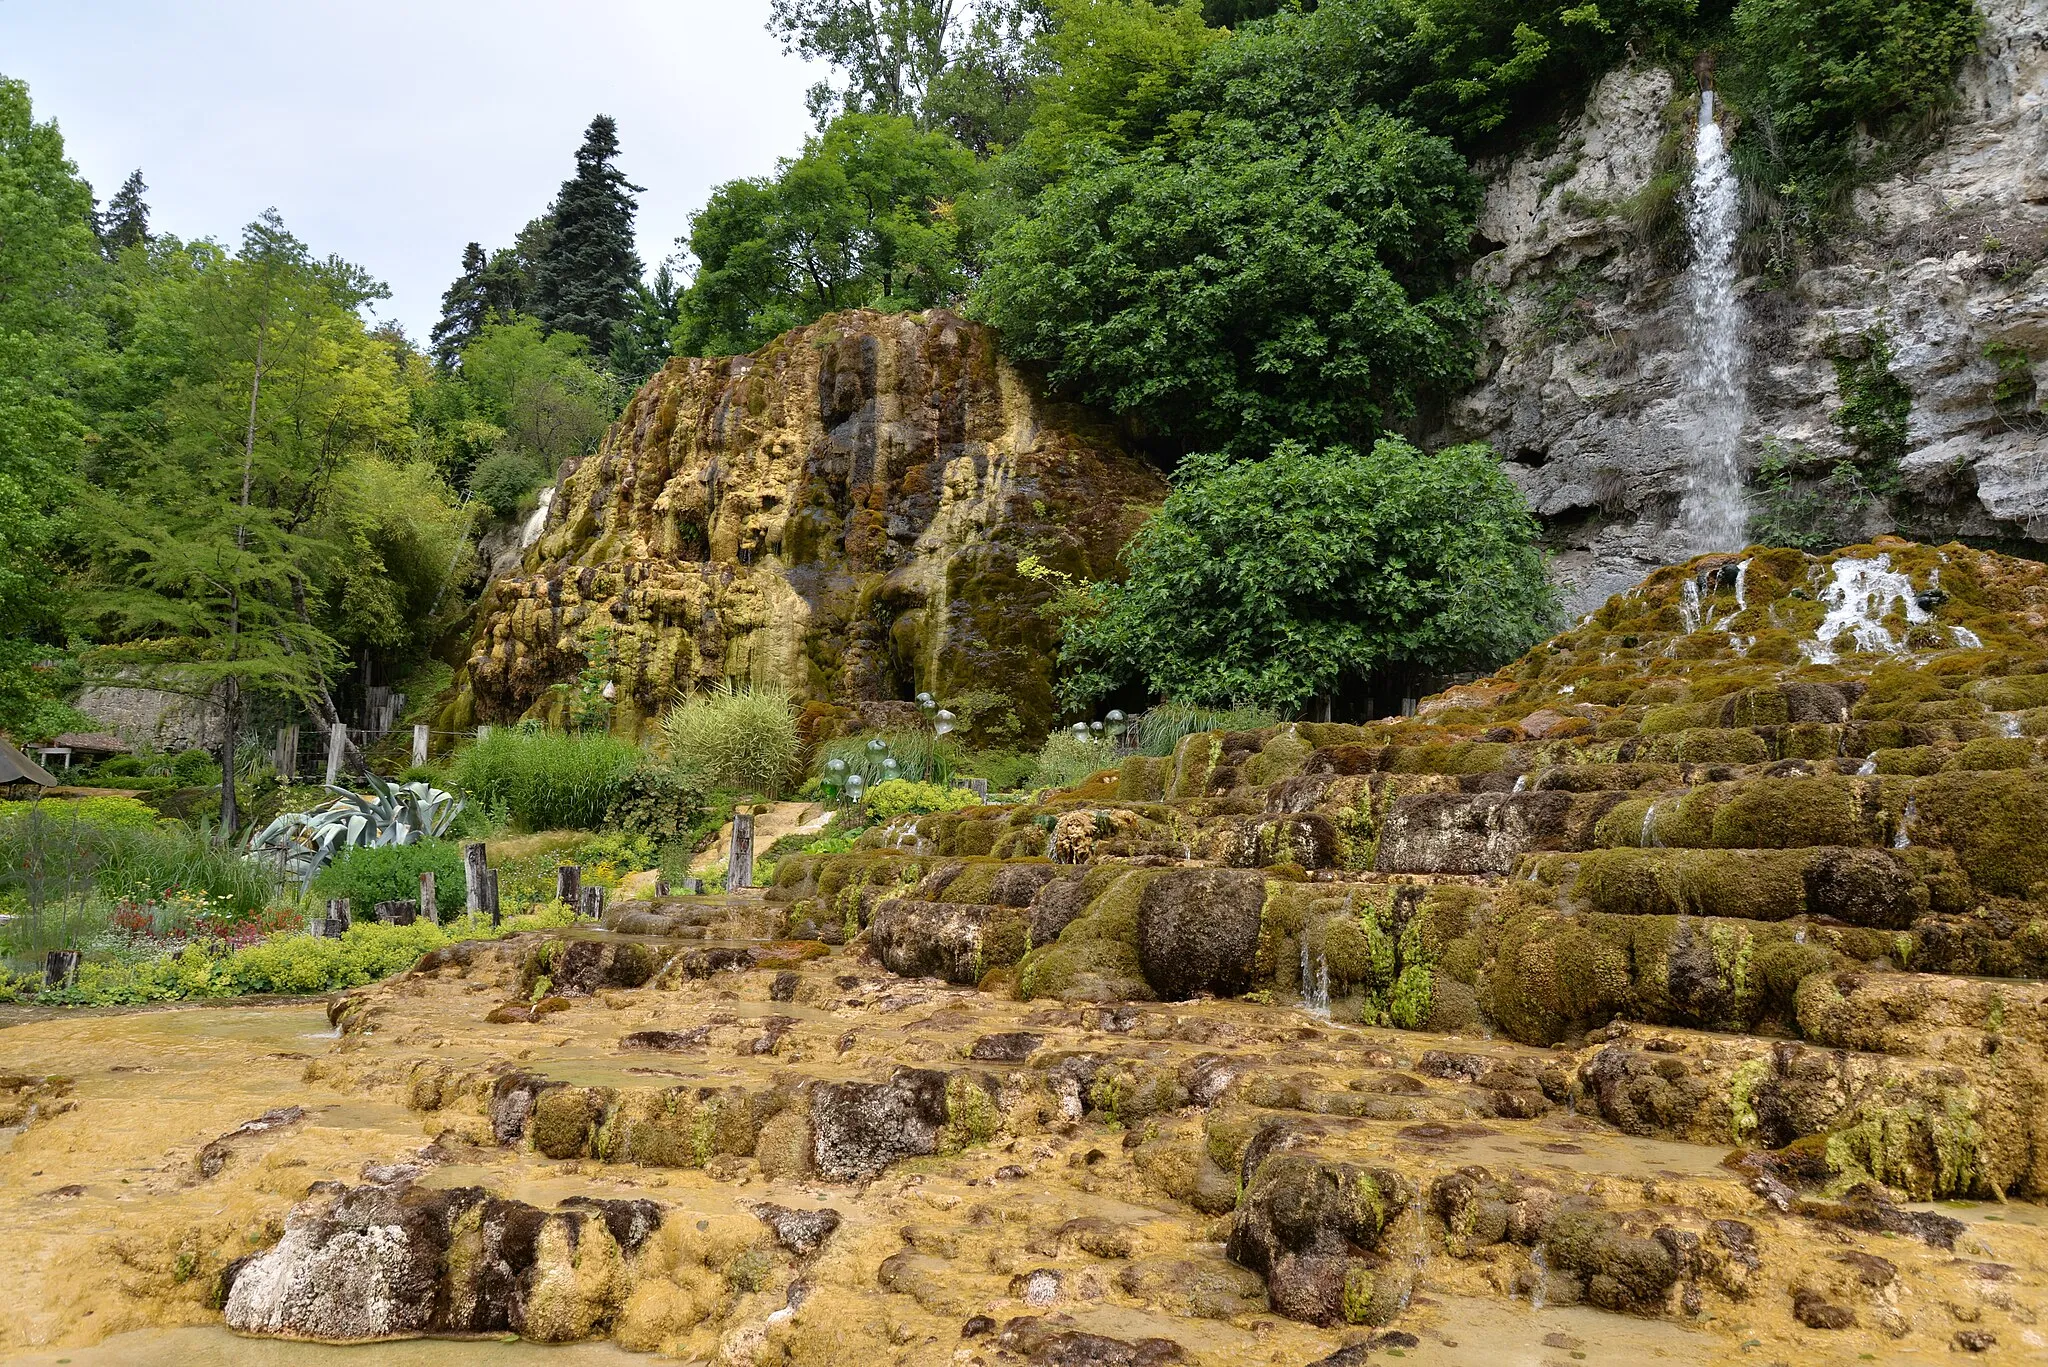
0 0 826 340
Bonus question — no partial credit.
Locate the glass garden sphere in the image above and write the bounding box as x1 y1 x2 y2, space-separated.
825 758 846 774
867 737 888 753
1106 710 1125 723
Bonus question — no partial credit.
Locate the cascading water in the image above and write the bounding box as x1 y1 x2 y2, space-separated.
1675 89 1750 553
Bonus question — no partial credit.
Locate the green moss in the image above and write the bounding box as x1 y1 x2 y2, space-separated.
1641 701 1719 735
1915 770 2048 896
1709 776 1873 848
1728 1054 1771 1144
1643 727 1771 765
1948 737 2036 771
1970 674 2048 712
939 1074 1001 1153
1116 756 1168 801
1574 848 1810 922
1872 746 1947 775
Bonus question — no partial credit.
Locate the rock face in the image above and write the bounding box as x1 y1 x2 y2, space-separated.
447 309 1166 737
1446 0 2048 616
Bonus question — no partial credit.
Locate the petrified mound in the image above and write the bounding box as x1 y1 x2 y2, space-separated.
447 309 1167 737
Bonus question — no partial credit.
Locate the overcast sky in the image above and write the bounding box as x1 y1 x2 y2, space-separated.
1 0 824 339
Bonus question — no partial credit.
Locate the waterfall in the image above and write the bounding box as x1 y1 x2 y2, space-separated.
1300 935 1330 1019
1675 89 1749 552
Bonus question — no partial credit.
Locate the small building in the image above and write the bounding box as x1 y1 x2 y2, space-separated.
33 731 129 771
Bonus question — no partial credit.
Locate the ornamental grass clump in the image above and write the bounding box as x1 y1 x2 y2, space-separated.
448 728 641 831
659 684 800 797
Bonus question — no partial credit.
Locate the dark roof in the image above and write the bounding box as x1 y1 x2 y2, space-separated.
49 731 128 754
0 739 57 786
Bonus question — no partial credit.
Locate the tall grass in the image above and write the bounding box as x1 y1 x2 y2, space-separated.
660 685 800 797
811 729 959 788
447 728 641 831
0 802 280 957
1135 701 1284 757
1030 732 1121 789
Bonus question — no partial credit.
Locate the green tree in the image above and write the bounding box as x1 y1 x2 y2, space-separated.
95 168 151 255
974 103 1480 456
430 241 490 368
610 259 683 382
675 113 981 356
1017 0 1222 178
1727 0 1980 237
79 212 408 833
533 116 643 354
770 0 975 122
457 316 621 477
0 77 104 740
1049 439 1557 710
923 2 1048 153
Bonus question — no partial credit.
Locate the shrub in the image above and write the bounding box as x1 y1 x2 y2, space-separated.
469 450 548 518
659 684 800 797
1031 732 1121 790
863 779 981 821
958 749 1036 792
310 839 467 920
1047 440 1559 711
448 728 641 830
603 763 708 842
0 795 162 832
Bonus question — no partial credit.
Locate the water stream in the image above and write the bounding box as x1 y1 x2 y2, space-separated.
1675 89 1749 553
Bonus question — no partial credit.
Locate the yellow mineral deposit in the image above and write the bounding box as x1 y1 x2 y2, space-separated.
7 541 2048 1364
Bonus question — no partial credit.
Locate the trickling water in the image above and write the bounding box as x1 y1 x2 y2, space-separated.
1299 935 1330 1019
1894 797 1918 849
1528 1245 1552 1310
1640 799 1661 848
1857 756 1878 776
1512 773 1529 794
1675 89 1749 553
1794 927 1808 944
1998 712 2023 738
1807 555 1930 662
1679 579 1705 635
1954 626 1986 650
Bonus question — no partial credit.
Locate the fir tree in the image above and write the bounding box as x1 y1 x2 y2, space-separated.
96 168 151 254
429 242 489 368
609 260 682 382
533 116 643 353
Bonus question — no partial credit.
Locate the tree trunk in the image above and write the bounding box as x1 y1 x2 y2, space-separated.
219 675 240 838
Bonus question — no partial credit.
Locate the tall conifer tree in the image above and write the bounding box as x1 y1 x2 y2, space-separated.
96 168 151 254
430 242 489 367
533 116 642 353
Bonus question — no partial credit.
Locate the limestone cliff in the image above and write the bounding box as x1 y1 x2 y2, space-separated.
447 310 1166 737
1447 0 2048 616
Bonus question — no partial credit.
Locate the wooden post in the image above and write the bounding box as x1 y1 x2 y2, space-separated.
44 950 80 988
656 877 670 897
963 778 989 800
555 864 581 908
727 809 755 890
485 869 501 927
578 885 604 919
324 721 347 787
327 897 351 932
375 900 416 926
412 724 429 768
276 725 298 781
463 842 488 915
418 870 436 924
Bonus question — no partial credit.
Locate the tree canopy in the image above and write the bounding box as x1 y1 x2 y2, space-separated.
532 116 643 354
1049 440 1560 711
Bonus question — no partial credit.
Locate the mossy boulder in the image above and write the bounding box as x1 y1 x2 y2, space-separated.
1136 868 1265 1000
1226 1152 1412 1327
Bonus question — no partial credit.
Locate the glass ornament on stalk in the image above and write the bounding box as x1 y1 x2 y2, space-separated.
934 709 955 738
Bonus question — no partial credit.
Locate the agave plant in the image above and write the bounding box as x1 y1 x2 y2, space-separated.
249 774 464 884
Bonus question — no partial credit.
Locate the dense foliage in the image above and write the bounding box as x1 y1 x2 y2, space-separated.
1054 440 1560 710
310 838 468 920
447 728 642 831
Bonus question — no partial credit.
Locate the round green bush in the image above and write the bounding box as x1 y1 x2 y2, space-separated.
469 450 548 518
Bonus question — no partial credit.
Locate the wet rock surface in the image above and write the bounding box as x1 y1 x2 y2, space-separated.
14 548 2048 1362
